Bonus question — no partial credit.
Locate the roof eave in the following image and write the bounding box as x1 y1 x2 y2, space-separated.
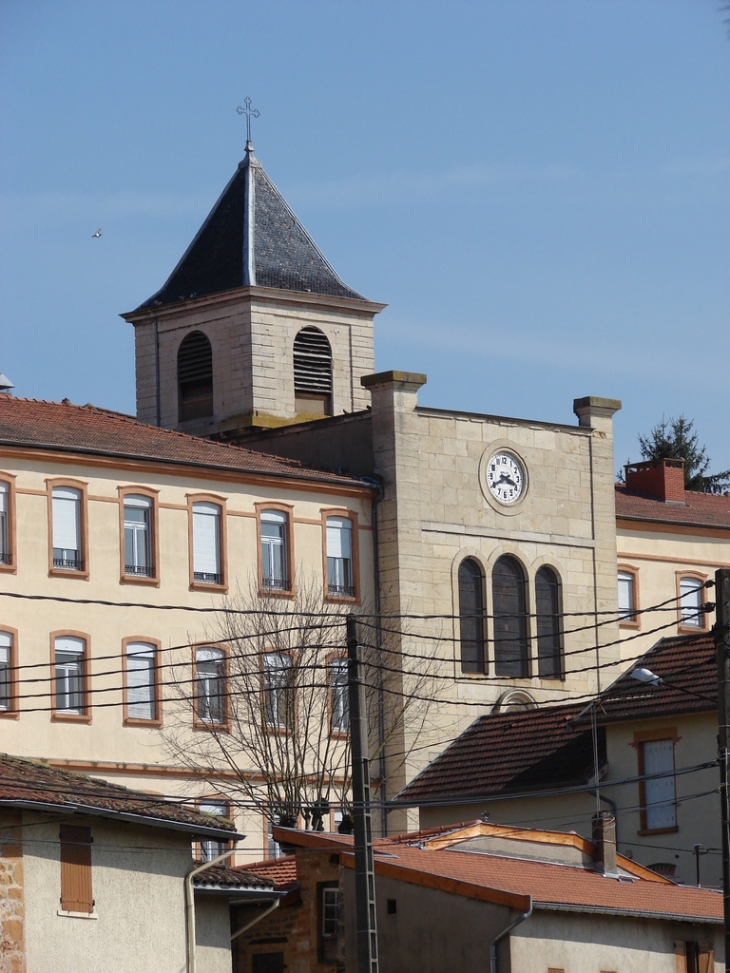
533 900 722 924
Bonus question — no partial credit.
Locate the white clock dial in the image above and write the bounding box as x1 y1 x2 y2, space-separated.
486 452 525 505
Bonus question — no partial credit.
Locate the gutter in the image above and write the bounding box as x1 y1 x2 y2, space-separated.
533 900 723 924
489 900 533 973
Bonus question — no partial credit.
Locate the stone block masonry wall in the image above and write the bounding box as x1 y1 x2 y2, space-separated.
0 812 25 973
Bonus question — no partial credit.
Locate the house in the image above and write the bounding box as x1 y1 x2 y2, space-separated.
616 459 730 659
395 630 720 888
0 394 375 860
231 820 723 973
0 752 279 973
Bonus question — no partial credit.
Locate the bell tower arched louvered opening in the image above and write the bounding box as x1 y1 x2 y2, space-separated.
293 327 333 416
178 331 213 423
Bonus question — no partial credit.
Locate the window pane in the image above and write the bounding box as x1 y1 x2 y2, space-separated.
330 661 349 732
493 556 529 678
458 559 485 674
327 518 353 596
644 739 676 829
52 488 82 569
536 567 562 679
126 643 156 721
124 497 152 576
55 637 85 713
196 648 225 723
261 513 288 590
0 631 11 710
0 483 9 564
618 572 635 619
265 654 294 729
199 800 228 861
192 503 221 584
680 578 703 627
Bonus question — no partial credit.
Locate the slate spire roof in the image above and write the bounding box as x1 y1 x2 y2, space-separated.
138 141 365 310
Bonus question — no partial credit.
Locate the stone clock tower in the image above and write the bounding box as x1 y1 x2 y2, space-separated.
122 141 384 437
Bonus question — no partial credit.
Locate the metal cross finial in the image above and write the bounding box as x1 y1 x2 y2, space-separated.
236 97 260 144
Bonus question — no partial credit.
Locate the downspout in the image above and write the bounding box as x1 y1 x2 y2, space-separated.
489 900 532 973
361 475 387 835
230 897 281 941
185 846 236 973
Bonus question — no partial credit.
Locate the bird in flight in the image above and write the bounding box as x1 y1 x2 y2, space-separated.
92 228 101 238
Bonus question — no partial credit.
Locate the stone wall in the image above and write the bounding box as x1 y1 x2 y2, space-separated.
0 811 25 973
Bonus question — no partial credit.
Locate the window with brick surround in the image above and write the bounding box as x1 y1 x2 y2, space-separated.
319 882 339 963
52 487 84 571
60 824 93 913
679 576 706 630
0 631 15 713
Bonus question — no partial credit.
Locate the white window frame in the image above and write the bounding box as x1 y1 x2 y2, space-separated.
679 576 705 629
326 517 354 597
124 495 153 577
260 510 289 591
0 631 12 711
0 482 9 566
195 647 225 725
330 659 349 733
54 636 86 714
199 799 229 862
52 487 83 571
125 642 157 722
192 502 222 585
618 570 636 623
264 653 294 730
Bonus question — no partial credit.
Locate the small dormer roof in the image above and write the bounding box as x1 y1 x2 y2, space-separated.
137 143 365 310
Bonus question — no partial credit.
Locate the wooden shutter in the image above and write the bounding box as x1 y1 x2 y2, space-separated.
60 825 93 913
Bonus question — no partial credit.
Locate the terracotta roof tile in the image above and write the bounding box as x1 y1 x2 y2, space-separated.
0 752 238 838
193 861 274 892
0 395 368 489
616 483 730 530
394 703 600 805
238 854 298 889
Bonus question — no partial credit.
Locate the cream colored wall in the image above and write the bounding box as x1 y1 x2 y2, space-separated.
0 451 373 863
511 910 724 973
367 377 621 829
603 711 721 887
617 523 730 662
22 813 196 973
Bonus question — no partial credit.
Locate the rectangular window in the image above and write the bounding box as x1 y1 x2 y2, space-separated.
618 570 637 623
199 799 229 862
54 636 86 715
264 654 294 730
330 659 349 733
52 487 83 571
192 502 222 585
0 631 13 711
60 825 93 913
680 577 704 629
0 482 9 566
643 738 676 830
260 511 289 591
252 954 284 973
326 517 354 597
319 883 339 962
125 642 157 722
196 647 225 725
124 495 153 577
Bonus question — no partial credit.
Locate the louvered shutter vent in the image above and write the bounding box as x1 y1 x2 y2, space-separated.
293 328 332 394
60 825 93 913
178 331 213 421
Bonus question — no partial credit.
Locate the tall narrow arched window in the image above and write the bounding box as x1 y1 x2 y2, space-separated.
535 566 563 679
493 555 529 678
458 558 485 674
293 326 332 416
178 331 213 422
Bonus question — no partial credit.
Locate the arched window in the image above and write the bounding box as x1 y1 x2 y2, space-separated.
458 558 485 674
178 331 213 422
293 327 332 416
493 555 529 678
535 566 562 679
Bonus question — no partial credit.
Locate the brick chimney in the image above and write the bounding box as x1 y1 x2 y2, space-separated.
592 812 617 876
624 459 686 503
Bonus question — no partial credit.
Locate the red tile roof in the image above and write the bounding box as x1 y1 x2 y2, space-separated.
0 395 369 489
583 632 716 724
615 483 730 530
275 828 722 922
0 752 238 838
193 861 275 892
393 702 601 805
237 854 298 889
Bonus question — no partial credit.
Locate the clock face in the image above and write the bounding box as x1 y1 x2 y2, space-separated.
486 452 525 505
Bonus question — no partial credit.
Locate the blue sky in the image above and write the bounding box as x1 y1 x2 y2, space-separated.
1 1 728 474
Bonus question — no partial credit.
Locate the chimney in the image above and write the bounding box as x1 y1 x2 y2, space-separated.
624 459 685 503
592 812 617 876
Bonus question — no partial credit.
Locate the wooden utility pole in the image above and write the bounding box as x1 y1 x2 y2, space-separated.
714 568 730 955
346 614 379 973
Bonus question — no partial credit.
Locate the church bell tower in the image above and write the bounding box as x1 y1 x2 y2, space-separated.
122 135 384 437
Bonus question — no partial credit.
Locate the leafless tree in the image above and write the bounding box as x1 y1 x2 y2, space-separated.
163 572 443 834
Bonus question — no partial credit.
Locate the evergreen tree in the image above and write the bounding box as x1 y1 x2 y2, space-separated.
638 415 730 494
